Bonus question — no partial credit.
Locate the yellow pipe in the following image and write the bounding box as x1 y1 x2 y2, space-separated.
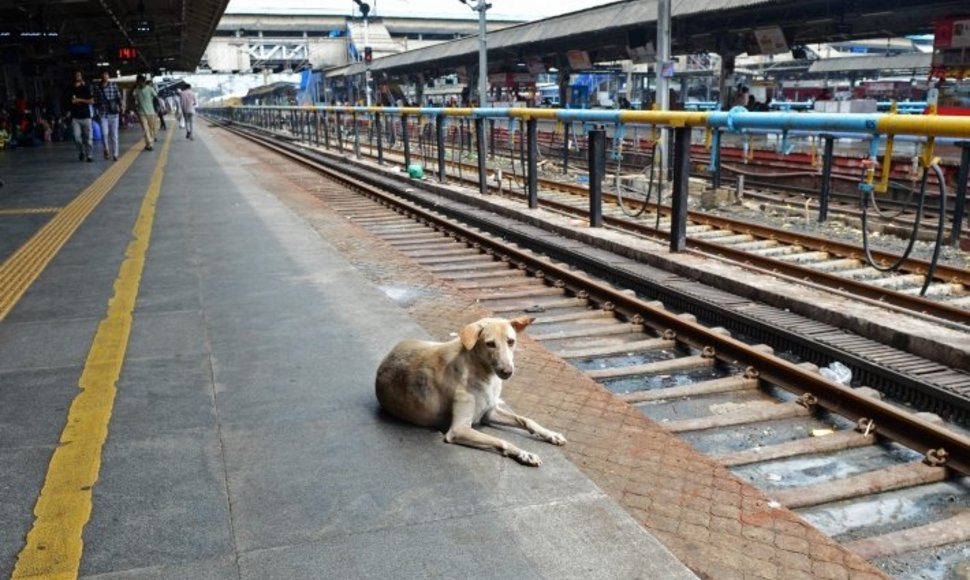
876 133 894 194
921 136 936 169
508 108 558 120
618 110 709 127
876 115 970 138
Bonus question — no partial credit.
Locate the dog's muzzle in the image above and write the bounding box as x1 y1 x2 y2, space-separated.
497 368 513 380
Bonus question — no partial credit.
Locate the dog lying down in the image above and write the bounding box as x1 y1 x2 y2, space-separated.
375 316 566 466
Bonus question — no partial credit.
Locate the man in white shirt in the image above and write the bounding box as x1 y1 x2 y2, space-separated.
179 84 199 140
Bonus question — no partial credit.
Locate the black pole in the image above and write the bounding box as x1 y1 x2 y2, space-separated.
476 117 487 194
562 122 570 174
436 114 446 183
711 129 722 189
527 118 538 208
336 111 344 153
489 119 496 159
352 112 360 158
819 134 835 223
670 126 691 252
313 110 320 146
952 141 970 246
375 112 383 165
402 114 412 168
588 129 605 227
322 112 330 149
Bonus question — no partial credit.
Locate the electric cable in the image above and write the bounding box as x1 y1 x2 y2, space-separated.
861 163 929 272
918 163 948 296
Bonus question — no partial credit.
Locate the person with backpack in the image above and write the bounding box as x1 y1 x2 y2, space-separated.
94 70 123 161
132 74 158 151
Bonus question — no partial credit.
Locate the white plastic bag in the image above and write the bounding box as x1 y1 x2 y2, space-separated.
820 361 852 385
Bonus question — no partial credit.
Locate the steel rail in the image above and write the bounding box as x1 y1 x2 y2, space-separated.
215 120 970 476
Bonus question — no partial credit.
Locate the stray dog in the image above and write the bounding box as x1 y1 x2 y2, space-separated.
375 316 566 466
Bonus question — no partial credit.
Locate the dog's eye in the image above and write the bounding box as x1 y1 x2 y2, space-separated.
507 339 515 347
485 340 496 348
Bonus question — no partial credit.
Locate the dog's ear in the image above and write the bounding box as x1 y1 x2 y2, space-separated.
509 316 535 333
459 321 482 350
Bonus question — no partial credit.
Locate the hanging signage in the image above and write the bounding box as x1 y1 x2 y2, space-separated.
932 16 970 79
566 50 592 70
754 27 789 55
118 46 138 60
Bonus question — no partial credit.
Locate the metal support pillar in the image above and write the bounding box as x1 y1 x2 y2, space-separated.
588 129 605 227
402 114 411 168
953 142 970 246
336 111 344 152
476 117 487 193
436 115 446 183
711 128 722 189
489 119 495 159
352 112 360 158
527 118 538 208
313 110 320 146
670 126 691 252
819 134 835 223
375 112 383 164
562 122 570 174
322 112 330 149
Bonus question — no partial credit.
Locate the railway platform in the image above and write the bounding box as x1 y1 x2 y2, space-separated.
0 122 893 579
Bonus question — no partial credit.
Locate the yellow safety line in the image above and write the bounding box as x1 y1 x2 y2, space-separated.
0 208 62 215
11 130 174 579
0 144 142 323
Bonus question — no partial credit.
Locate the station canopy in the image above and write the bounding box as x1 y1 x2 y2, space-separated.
331 0 968 79
0 0 230 75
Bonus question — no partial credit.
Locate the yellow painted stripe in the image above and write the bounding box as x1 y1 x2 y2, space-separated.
0 208 62 215
0 144 141 322
12 130 174 579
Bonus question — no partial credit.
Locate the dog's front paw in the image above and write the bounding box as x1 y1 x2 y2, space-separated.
513 450 542 467
544 431 567 446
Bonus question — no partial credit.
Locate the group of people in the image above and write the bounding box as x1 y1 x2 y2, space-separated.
67 71 198 162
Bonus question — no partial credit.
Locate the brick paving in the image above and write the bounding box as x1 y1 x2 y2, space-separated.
213 129 890 580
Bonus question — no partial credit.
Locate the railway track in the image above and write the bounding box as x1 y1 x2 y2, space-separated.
215 119 970 577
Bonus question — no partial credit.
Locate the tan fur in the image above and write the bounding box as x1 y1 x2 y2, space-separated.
375 316 566 466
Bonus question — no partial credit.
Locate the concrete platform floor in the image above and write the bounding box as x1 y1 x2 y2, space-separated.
0 126 694 578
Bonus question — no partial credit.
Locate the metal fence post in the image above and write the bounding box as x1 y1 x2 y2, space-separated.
402 114 411 168
588 128 605 227
436 114 446 183
562 122 571 175
527 117 538 208
952 141 970 246
352 112 361 158
374 112 383 164
489 119 496 159
819 134 835 223
670 126 690 252
336 111 344 152
476 117 487 194
710 128 722 189
313 110 320 146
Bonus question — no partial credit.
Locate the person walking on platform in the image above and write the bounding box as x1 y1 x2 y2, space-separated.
69 71 95 162
132 74 158 151
179 84 198 140
94 70 123 161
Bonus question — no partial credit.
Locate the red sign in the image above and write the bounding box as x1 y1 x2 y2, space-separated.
118 47 138 60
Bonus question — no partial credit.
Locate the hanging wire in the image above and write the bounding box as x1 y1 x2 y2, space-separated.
860 164 930 272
